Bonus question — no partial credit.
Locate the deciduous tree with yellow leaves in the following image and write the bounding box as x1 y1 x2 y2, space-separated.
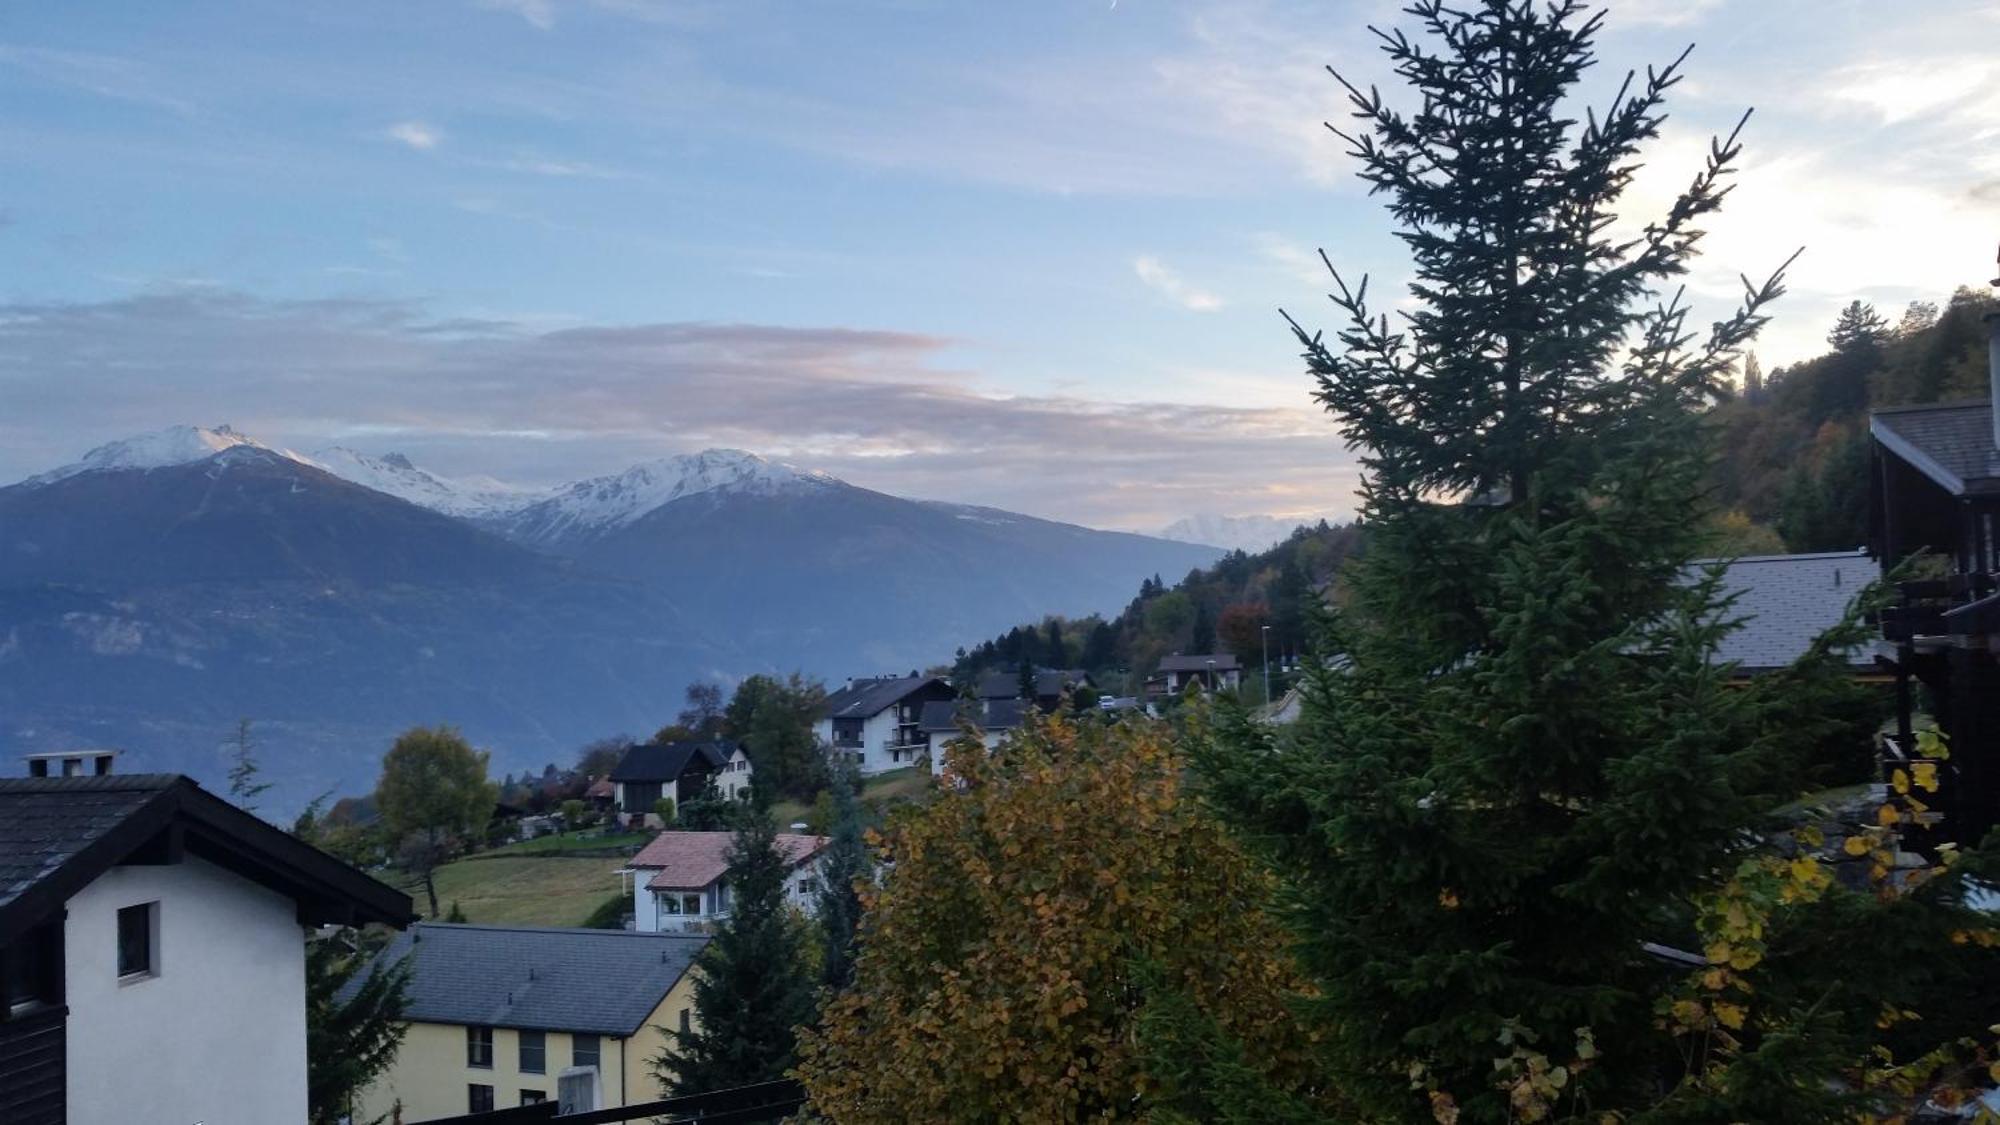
793 713 1339 1122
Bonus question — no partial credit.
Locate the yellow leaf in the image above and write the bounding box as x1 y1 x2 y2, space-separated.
1912 761 1939 793
1844 836 1871 856
1877 804 1901 827
1891 769 1910 794
1728 946 1761 971
1714 1002 1746 1030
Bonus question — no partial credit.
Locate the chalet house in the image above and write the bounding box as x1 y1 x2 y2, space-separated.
346 923 706 1120
1154 653 1243 696
814 675 957 775
0 767 412 1125
918 698 1031 773
622 831 828 934
1869 332 2000 841
973 668 1096 712
609 740 752 822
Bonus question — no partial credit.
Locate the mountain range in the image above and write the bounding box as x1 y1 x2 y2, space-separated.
0 426 1220 804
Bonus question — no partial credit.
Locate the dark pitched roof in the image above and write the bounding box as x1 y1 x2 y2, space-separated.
973 670 1092 700
1689 551 1878 673
346 922 708 1037
0 773 413 948
820 676 948 720
609 740 734 783
1158 653 1240 673
918 698 1030 734
1870 401 2000 496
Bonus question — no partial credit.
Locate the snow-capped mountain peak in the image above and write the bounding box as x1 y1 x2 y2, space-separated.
502 448 836 546
24 424 312 487
307 446 546 520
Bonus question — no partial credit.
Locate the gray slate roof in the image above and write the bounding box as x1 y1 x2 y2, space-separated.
0 774 171 917
918 698 1030 734
1158 653 1240 673
1871 401 2000 496
609 740 732 784
1691 551 1877 673
349 922 709 1037
821 675 947 720
974 669 1091 700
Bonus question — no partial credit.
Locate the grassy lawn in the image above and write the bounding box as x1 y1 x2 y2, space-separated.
768 766 938 829
406 856 627 927
481 828 649 857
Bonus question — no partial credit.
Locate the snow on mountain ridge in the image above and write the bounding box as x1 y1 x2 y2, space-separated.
23 424 313 487
308 446 547 519
1158 513 1305 554
500 448 834 545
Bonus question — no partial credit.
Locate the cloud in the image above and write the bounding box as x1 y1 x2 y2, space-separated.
477 0 557 29
0 291 1357 530
384 120 443 150
1134 256 1223 311
0 44 195 115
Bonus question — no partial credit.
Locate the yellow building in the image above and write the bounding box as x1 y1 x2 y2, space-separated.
345 922 707 1121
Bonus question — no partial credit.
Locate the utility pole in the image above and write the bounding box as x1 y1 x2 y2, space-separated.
1261 625 1272 707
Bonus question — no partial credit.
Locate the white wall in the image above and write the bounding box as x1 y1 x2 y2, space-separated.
64 854 308 1125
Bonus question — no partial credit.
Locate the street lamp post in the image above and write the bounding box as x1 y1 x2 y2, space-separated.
1261 625 1272 707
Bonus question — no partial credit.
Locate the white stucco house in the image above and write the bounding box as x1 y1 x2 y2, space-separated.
0 765 413 1125
621 831 828 934
814 675 958 775
1155 653 1244 696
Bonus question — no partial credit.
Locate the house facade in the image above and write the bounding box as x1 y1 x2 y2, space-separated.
609 740 748 822
1869 339 2000 843
973 668 1096 712
0 770 412 1125
348 923 706 1120
623 831 828 934
814 676 957 775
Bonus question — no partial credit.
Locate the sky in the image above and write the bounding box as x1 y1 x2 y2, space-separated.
1 0 1995 530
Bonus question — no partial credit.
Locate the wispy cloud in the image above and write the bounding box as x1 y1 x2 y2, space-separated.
1134 256 1223 311
0 291 1355 529
383 120 443 150
0 44 195 115
477 0 557 30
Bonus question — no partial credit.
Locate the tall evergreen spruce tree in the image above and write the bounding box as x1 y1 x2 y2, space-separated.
654 814 817 1095
815 763 868 992
1190 3 1907 1119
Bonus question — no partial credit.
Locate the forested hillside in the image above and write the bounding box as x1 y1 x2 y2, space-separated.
946 521 1364 696
1713 285 1998 551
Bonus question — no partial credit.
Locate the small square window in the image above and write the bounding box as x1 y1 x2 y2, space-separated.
519 1028 546 1074
467 1026 494 1069
116 903 155 979
468 1084 494 1112
572 1033 601 1069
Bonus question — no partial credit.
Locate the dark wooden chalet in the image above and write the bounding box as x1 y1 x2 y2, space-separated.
1868 304 2000 842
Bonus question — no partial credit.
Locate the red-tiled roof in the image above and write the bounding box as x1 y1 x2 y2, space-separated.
629 831 828 891
585 777 614 799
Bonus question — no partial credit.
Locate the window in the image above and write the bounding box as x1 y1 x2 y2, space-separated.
519 1028 546 1074
678 1008 691 1035
573 1033 601 1069
468 1084 494 1113
60 758 80 777
116 902 155 979
520 1089 547 1105
467 1026 494 1068
797 878 819 896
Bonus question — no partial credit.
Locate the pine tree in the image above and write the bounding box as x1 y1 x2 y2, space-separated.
1826 299 1889 355
1190 3 1894 1119
1015 660 1037 701
1189 601 1216 654
305 930 410 1125
814 763 868 991
1740 351 1763 403
654 814 817 1095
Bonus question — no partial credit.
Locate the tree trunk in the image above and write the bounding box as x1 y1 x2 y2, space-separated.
423 870 440 919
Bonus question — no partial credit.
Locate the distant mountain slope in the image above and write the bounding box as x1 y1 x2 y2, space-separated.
573 483 1222 674
0 429 1218 801
1158 513 1306 554
0 434 722 803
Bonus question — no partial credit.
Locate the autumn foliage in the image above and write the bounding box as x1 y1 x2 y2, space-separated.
794 713 1325 1122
